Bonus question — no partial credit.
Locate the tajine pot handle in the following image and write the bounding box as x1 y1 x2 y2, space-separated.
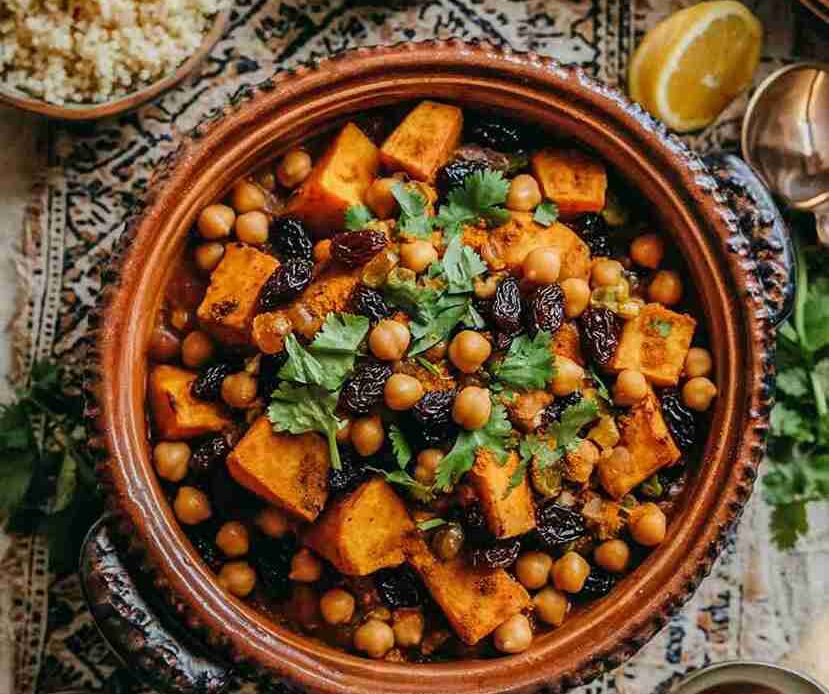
80 517 232 694
703 151 796 328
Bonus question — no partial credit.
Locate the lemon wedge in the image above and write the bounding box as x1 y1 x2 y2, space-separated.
628 1 763 133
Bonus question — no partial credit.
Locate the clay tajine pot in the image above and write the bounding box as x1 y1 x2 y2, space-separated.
88 41 787 694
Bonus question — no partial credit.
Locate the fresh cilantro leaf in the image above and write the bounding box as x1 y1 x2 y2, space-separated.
776 367 811 398
279 334 328 387
802 277 829 353
267 383 343 469
440 236 486 294
507 433 558 494
770 404 814 443
435 402 513 490
492 331 554 389
436 170 510 238
371 467 435 503
345 204 376 231
417 518 446 531
389 424 412 469
392 182 434 239
546 398 601 461
415 356 443 378
311 313 370 353
533 201 559 226
770 501 809 549
383 268 438 319
0 402 37 511
588 366 613 405
409 294 471 356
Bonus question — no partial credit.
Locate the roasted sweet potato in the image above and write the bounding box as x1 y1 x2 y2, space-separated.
531 148 607 217
285 123 380 234
196 243 279 346
303 477 413 575
380 101 463 182
226 416 329 522
468 449 536 538
597 391 681 498
609 303 696 386
403 534 530 644
551 321 585 365
148 365 231 439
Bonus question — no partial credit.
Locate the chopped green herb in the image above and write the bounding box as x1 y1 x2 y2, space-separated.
392 182 433 239
545 398 601 463
650 318 673 338
415 356 443 378
491 331 554 390
389 424 413 469
588 366 613 405
371 467 435 503
533 201 559 227
439 236 487 294
435 170 510 238
344 204 376 231
417 518 447 531
507 433 558 494
640 474 664 498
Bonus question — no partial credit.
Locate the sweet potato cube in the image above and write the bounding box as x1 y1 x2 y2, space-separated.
531 148 607 217
285 123 380 234
598 391 681 498
380 101 463 182
303 477 413 575
609 303 696 386
404 535 530 644
196 243 278 346
226 417 329 522
148 365 231 440
468 450 536 538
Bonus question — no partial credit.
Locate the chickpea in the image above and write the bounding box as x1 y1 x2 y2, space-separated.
533 587 569 627
351 414 385 457
594 539 631 574
197 204 235 240
631 504 667 547
649 270 683 306
320 588 356 625
414 449 444 486
256 507 289 538
218 561 256 597
235 210 269 245
384 374 425 411
493 614 533 654
353 619 395 659
448 330 492 374
682 376 718 412
560 278 591 318
220 372 258 409
605 445 631 471
630 233 665 269
149 325 181 362
473 274 499 299
369 320 411 361
336 418 353 444
392 609 425 648
552 551 590 593
174 486 212 525
276 149 312 189
195 242 225 273
289 548 323 582
522 247 561 285
431 523 465 561
550 357 584 397
313 238 332 264
231 180 266 214
365 178 399 219
515 551 553 590
400 240 438 274
613 369 648 406
452 386 492 430
181 330 214 368
685 347 713 378
169 308 191 332
153 441 190 482
216 521 250 558
591 258 624 288
506 174 542 212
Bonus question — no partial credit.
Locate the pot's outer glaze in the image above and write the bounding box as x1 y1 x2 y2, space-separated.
87 42 775 694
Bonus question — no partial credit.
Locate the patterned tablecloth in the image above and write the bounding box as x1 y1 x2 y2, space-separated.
1 1 828 693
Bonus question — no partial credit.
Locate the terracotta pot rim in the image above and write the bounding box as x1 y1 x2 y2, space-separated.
89 40 772 694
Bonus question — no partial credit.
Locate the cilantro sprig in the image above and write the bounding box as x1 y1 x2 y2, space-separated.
491 332 555 390
436 170 511 238
533 201 559 227
392 182 434 239
344 204 376 231
370 424 434 502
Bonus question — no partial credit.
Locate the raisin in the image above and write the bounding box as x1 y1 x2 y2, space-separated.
408 389 458 447
580 307 621 367
191 363 233 401
466 116 531 152
269 216 312 260
580 567 615 598
470 538 521 569
253 535 298 601
351 284 393 323
450 500 490 547
541 392 583 427
571 213 611 258
328 446 369 495
528 283 565 336
535 503 585 548
257 352 287 398
492 331 514 352
339 361 393 415
491 276 523 337
375 566 426 608
185 525 222 571
435 159 487 199
659 388 697 450
190 435 231 476
210 464 263 519
331 230 387 267
258 259 313 312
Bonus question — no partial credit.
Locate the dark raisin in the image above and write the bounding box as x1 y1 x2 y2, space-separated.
470 538 521 569
466 116 531 152
527 283 565 336
408 389 457 447
491 276 523 337
328 446 369 495
351 284 393 323
331 230 387 267
185 525 222 571
541 391 583 427
258 259 313 312
191 363 233 401
492 331 514 351
450 500 490 547
580 307 621 367
210 464 263 519
339 361 393 415
535 503 585 548
190 435 231 476
580 567 615 598
257 352 287 398
435 159 487 199
571 213 611 258
253 535 298 601
270 216 312 260
659 388 697 450
375 566 426 608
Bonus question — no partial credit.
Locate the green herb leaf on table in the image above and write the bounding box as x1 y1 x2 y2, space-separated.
345 204 376 231
392 182 434 239
435 170 510 238
491 331 554 390
533 201 559 227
